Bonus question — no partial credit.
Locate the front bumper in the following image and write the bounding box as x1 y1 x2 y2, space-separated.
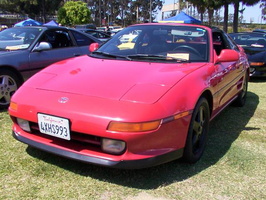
13 130 184 169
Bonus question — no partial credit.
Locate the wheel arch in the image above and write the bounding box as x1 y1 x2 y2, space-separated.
199 89 213 117
0 65 24 86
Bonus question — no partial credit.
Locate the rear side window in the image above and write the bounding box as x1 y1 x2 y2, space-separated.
72 31 94 46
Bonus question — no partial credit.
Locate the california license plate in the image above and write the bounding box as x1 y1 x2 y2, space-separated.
37 113 70 140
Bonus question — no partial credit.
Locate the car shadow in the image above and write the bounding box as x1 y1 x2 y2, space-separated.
26 91 259 189
0 108 8 113
250 77 266 82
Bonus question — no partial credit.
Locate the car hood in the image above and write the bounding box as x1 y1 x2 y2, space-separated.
242 46 266 56
247 50 266 62
24 56 207 104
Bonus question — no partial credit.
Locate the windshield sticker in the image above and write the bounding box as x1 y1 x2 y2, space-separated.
167 53 189 60
6 44 29 50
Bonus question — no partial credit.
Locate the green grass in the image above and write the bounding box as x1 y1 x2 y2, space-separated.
1 80 266 200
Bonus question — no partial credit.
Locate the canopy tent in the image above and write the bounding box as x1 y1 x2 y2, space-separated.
14 18 43 27
159 11 201 24
44 20 59 26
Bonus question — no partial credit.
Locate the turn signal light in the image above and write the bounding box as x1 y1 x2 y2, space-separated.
250 62 264 66
174 111 191 120
9 101 18 111
108 120 161 132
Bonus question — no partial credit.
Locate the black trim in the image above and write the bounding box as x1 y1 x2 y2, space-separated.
13 131 183 169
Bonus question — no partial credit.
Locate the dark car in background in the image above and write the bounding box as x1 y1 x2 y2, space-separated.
78 29 111 42
75 24 96 30
229 32 266 77
0 26 101 109
253 29 266 33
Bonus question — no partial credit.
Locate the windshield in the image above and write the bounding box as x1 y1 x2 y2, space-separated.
92 24 209 62
229 32 266 48
0 27 42 50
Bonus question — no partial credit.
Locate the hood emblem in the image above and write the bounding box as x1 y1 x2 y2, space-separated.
58 97 69 103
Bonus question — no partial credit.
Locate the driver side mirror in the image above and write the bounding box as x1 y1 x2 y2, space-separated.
215 49 239 63
33 42 52 52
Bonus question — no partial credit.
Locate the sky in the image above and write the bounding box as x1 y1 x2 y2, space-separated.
160 0 264 23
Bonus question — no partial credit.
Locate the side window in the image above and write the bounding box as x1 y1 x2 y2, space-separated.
53 31 72 48
224 33 239 51
213 31 240 56
71 31 94 46
212 32 230 55
39 30 56 47
212 32 223 55
40 30 72 49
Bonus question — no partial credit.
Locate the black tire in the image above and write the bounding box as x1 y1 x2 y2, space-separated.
233 72 248 107
0 69 21 109
183 97 210 163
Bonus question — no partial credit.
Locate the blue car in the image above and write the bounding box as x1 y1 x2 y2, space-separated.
0 26 101 109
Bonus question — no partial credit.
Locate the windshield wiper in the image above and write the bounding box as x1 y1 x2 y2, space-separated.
91 52 189 62
91 51 131 60
127 54 189 63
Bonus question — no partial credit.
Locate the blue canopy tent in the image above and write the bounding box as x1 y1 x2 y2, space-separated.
44 20 59 26
14 18 43 27
159 11 201 24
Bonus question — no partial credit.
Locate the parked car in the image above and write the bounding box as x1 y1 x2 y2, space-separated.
96 27 106 32
0 26 101 109
78 29 111 42
75 24 96 30
252 29 266 33
9 23 249 169
229 32 266 77
96 26 123 36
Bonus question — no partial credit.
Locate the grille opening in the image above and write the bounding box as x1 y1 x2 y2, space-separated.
29 122 103 152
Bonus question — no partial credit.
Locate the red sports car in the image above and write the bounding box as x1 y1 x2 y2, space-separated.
9 23 249 169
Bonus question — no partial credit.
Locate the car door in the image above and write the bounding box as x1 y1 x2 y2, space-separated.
28 29 83 76
213 31 246 106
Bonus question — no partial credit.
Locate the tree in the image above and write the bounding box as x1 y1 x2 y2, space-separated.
222 0 232 33
131 0 163 23
37 0 63 23
0 0 63 22
232 0 260 33
87 0 127 26
260 0 266 20
188 0 206 22
170 0 187 16
188 0 223 25
58 1 91 26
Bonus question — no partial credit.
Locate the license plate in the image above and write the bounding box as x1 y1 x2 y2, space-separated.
37 113 70 140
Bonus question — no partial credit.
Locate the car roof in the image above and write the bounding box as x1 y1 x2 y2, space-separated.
229 32 265 34
9 25 101 41
229 32 266 36
11 25 71 31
